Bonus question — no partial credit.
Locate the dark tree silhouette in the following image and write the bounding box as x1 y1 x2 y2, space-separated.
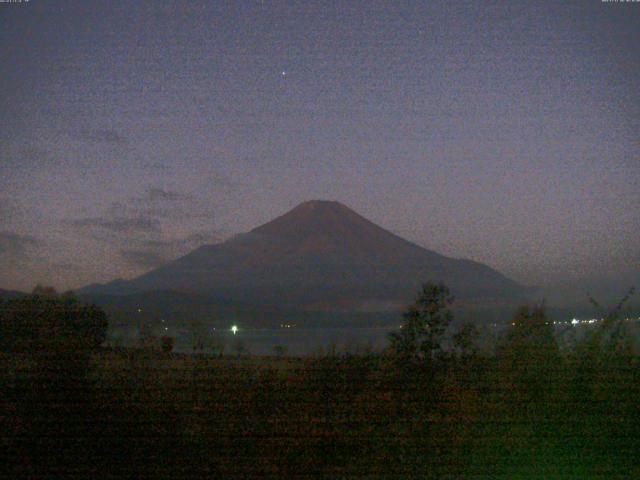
497 304 560 399
0 288 109 474
498 305 558 362
389 282 454 365
581 286 636 361
0 288 108 354
573 287 637 402
453 321 480 359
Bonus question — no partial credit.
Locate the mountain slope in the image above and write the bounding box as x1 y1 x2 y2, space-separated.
80 200 527 309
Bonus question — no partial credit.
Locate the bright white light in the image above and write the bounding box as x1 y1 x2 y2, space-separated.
572 318 579 325
231 325 238 335
164 327 168 331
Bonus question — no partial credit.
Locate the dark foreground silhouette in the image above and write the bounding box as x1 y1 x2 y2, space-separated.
1 286 638 478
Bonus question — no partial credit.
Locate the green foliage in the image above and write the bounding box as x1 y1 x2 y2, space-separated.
572 288 637 402
4 300 638 477
452 321 480 359
52 350 638 477
1 289 110 474
3 282 638 477
498 304 559 363
32 284 59 297
388 282 454 364
497 304 560 401
0 289 108 354
579 287 636 362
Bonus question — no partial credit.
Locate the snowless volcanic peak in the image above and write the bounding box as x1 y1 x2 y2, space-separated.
252 200 372 238
79 199 528 304
249 199 426 259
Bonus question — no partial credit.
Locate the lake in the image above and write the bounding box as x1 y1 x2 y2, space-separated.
108 325 401 356
107 319 639 356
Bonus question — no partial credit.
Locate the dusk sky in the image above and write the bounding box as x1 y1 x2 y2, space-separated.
1 0 638 299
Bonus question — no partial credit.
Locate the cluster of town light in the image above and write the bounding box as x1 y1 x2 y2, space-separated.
564 317 639 326
496 316 639 329
569 318 599 325
136 306 639 334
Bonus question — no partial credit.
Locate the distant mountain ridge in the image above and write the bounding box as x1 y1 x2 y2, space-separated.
79 200 529 314
0 288 26 299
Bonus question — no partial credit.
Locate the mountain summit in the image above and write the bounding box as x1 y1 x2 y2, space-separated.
80 200 527 311
252 200 381 241
250 200 442 263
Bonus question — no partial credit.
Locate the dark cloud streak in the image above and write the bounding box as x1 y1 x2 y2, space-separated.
145 187 193 202
120 230 219 270
67 216 161 234
78 128 127 145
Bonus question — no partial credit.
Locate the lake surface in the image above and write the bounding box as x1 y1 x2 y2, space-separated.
108 325 401 356
107 319 639 356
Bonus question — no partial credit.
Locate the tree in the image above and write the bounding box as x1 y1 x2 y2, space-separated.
32 284 59 297
452 321 480 359
498 304 558 363
580 287 636 361
497 304 560 398
0 288 110 467
573 287 636 399
0 288 108 354
388 282 454 365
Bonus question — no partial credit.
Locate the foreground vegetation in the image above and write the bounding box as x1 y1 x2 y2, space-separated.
1 285 639 478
